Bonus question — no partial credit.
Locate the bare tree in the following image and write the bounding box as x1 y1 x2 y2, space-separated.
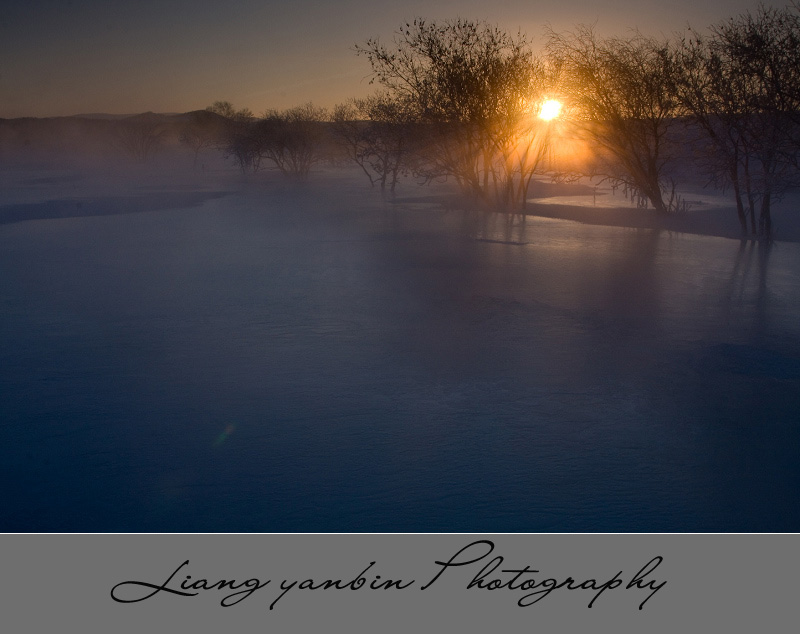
547 26 681 214
357 19 552 212
332 93 414 195
226 124 263 174
674 5 800 235
255 103 329 180
713 6 798 235
332 101 377 186
674 30 756 233
203 102 259 173
114 112 168 162
206 101 254 122
178 110 229 168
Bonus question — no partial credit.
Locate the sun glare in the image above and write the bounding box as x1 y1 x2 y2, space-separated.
538 99 563 121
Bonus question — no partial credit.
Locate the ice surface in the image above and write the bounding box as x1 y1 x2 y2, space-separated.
1 168 799 532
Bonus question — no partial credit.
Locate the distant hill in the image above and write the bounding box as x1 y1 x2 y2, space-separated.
0 111 201 166
68 113 140 120
69 112 182 120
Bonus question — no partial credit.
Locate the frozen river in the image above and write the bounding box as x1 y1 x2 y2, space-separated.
2 183 799 532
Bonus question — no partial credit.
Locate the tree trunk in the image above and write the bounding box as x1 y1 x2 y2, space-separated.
729 164 748 234
759 192 772 236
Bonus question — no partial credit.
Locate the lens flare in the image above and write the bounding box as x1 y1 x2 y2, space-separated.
214 423 236 446
539 99 563 121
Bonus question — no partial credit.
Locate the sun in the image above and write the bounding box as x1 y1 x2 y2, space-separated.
538 99 563 121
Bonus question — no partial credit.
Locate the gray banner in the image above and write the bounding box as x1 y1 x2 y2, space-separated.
3 534 796 632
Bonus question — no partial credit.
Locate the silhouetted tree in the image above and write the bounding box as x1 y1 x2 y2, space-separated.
674 5 800 235
357 19 552 211
226 125 263 173
178 110 229 168
206 101 254 122
255 103 329 180
547 27 681 214
114 112 168 162
332 101 376 185
204 101 258 173
332 93 414 195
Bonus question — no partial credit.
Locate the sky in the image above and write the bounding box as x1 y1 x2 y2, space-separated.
0 0 789 118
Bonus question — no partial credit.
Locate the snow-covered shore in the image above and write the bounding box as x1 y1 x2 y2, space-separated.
2 159 798 243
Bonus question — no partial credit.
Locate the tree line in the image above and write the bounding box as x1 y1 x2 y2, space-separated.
180 4 800 237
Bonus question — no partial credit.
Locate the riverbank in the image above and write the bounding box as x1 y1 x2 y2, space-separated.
2 161 798 243
522 201 800 243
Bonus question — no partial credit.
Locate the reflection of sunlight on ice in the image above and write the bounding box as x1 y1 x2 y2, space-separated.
530 193 639 208
530 185 734 210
